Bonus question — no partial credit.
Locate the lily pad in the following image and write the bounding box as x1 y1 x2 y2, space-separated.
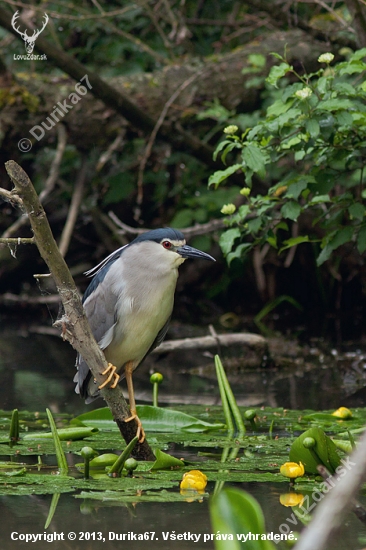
73 406 225 433
23 427 99 440
151 449 185 470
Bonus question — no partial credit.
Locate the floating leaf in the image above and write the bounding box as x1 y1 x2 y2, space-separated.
24 427 99 441
151 449 184 470
74 406 225 433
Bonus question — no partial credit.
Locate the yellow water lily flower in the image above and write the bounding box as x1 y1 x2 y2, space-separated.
180 470 208 492
280 461 305 479
280 493 305 507
332 407 352 419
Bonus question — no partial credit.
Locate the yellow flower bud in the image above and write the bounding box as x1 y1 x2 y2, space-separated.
180 470 208 492
318 53 334 64
295 87 312 100
223 125 239 135
221 203 236 215
332 407 352 419
240 187 251 196
280 462 305 479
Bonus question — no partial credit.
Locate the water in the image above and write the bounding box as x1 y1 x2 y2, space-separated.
1 327 366 549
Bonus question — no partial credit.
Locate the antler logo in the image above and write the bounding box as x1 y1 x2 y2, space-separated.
11 10 49 54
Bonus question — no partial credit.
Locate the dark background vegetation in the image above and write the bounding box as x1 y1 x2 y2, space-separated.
0 0 366 343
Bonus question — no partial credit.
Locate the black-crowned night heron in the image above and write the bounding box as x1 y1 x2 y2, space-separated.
74 228 215 441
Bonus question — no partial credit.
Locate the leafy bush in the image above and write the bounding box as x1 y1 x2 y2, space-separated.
211 49 366 266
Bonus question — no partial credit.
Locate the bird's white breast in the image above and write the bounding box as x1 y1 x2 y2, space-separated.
102 241 180 369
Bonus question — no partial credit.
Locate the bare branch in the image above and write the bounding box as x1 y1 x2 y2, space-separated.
58 156 87 257
152 332 266 354
0 237 34 244
39 123 67 202
4 160 154 460
108 211 225 238
135 71 202 220
1 124 67 240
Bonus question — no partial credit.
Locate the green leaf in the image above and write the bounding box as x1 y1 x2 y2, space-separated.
316 244 332 266
329 226 353 249
210 488 276 550
267 99 291 117
335 111 354 128
242 145 266 179
339 60 366 75
306 119 320 138
23 427 99 441
285 177 314 200
316 98 354 111
46 409 68 476
266 62 292 88
151 449 184 470
247 217 262 234
280 235 310 252
208 164 243 188
227 243 252 265
73 406 225 433
213 139 236 162
348 203 365 220
219 228 241 255
317 227 354 265
289 427 341 475
280 201 301 221
309 194 330 204
248 54 266 68
357 225 366 254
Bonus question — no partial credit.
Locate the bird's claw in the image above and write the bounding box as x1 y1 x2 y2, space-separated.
125 412 145 443
98 363 120 389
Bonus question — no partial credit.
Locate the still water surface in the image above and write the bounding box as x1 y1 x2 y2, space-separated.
1 328 366 549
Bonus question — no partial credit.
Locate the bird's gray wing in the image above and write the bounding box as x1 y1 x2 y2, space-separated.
140 315 171 365
74 259 121 400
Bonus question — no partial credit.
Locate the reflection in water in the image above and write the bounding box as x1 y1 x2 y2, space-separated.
1 329 365 414
0 485 365 550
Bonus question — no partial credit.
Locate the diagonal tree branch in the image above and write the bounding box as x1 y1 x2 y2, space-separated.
4 160 155 461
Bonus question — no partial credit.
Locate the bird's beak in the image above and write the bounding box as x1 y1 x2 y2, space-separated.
177 244 215 261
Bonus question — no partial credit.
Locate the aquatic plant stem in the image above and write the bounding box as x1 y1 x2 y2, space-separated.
215 356 234 436
9 408 19 447
46 408 68 475
215 355 246 437
108 436 138 476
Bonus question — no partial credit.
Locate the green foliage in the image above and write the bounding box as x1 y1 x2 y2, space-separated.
211 49 366 266
210 488 276 550
289 427 341 475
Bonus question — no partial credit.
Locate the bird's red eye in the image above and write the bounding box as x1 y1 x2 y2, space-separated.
162 240 172 249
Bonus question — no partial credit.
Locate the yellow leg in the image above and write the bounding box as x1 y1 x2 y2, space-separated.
124 361 145 443
98 363 120 389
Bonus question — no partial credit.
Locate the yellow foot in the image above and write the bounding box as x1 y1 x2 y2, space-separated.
98 363 120 390
125 413 145 443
